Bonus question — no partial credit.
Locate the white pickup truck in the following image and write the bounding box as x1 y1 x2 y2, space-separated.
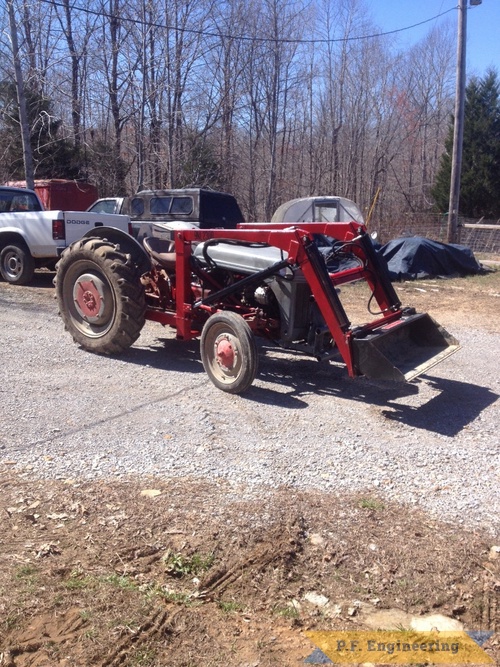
0 186 132 284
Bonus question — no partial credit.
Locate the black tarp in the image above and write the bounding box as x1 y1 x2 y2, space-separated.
377 236 485 280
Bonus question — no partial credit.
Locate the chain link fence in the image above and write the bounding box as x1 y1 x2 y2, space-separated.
461 220 500 255
373 213 500 255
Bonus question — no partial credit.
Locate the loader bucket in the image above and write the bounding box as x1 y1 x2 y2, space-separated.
352 313 459 382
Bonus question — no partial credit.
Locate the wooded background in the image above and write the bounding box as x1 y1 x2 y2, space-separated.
0 0 471 226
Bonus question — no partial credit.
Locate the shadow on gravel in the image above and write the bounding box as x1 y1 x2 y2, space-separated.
379 375 499 436
110 335 497 434
246 354 498 436
0 270 57 290
125 336 204 375
123 340 320 409
0 271 56 313
28 270 56 288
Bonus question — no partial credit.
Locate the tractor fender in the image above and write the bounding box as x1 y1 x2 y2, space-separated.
82 226 152 275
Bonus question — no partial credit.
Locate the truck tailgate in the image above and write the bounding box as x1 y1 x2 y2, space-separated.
64 212 130 245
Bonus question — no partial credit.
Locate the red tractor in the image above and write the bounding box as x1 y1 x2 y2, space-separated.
54 217 458 394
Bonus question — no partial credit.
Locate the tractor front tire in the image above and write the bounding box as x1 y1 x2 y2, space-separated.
54 237 146 354
0 243 35 285
200 311 258 394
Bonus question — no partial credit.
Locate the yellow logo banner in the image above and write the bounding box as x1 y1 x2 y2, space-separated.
305 630 494 664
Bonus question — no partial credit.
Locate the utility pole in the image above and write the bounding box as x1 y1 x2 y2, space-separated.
447 0 482 244
447 0 467 244
7 0 35 189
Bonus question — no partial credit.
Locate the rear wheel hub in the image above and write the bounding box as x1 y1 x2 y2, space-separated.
73 274 107 322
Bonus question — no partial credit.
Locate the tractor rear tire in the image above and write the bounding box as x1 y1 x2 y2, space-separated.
54 237 146 354
0 243 35 285
200 311 258 394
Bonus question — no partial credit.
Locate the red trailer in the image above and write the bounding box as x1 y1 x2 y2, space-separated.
5 179 98 211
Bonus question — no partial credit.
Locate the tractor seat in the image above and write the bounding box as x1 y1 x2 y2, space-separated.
143 236 176 270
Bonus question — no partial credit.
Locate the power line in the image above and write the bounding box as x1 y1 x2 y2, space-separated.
39 0 457 45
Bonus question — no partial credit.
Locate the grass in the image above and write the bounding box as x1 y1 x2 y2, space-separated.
272 603 300 619
3 612 22 631
160 590 195 605
163 551 215 577
130 648 157 666
138 580 197 606
218 600 244 613
79 609 92 621
358 497 385 511
62 572 96 590
15 564 38 579
102 573 138 591
62 569 139 592
14 564 39 595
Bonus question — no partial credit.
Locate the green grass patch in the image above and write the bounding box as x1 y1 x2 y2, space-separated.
218 600 244 613
272 603 300 619
358 497 385 511
163 551 215 577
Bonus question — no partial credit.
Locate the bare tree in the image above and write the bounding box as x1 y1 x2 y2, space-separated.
6 0 34 186
94 0 138 193
391 24 455 214
17 0 56 94
162 0 215 187
53 0 96 153
204 0 248 192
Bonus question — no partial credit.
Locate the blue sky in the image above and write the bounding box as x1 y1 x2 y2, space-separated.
366 1 499 77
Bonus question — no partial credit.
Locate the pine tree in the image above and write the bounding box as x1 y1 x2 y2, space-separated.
432 69 500 218
0 81 81 181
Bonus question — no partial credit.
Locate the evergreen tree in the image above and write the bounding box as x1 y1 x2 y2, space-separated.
432 69 500 218
180 132 223 190
85 136 128 197
0 81 81 181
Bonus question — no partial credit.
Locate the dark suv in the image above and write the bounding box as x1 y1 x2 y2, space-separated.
88 188 245 240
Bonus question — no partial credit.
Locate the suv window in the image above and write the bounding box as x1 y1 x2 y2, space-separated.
131 198 145 216
150 197 172 215
199 193 243 228
170 197 193 215
0 193 12 212
149 196 193 216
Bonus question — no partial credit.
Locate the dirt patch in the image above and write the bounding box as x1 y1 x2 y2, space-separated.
0 474 498 666
338 269 500 333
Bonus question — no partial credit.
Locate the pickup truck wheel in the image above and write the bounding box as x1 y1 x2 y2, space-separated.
0 243 35 285
55 238 146 354
200 311 258 394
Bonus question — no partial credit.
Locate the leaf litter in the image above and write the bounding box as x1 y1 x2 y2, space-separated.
0 473 498 666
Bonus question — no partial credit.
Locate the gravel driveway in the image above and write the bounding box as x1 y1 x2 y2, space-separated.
1 274 499 535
